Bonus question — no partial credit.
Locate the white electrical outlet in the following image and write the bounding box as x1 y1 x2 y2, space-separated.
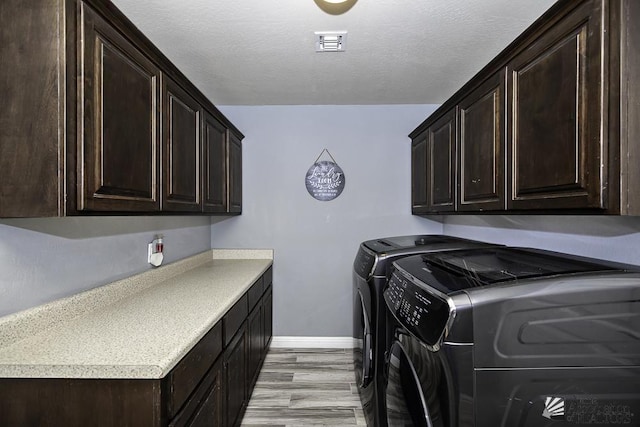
148 235 164 267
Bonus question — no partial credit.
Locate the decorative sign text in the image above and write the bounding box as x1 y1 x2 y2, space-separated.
305 160 345 201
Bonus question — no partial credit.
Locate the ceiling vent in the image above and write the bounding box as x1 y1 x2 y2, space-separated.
315 31 347 52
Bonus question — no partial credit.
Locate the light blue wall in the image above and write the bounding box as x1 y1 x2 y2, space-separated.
212 105 443 337
212 104 640 337
0 217 211 317
443 215 640 266
6 105 638 337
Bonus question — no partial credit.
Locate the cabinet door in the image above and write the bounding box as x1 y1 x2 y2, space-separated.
224 325 246 427
0 0 63 217
507 0 604 210
163 78 201 212
79 3 160 212
427 109 457 212
203 114 228 213
262 286 273 357
185 361 223 427
165 322 223 420
411 133 429 214
228 133 242 214
458 71 506 211
169 358 223 427
247 302 263 389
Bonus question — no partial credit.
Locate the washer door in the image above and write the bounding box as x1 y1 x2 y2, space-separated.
354 289 373 388
385 336 445 427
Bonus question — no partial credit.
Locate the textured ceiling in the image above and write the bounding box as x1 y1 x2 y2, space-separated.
110 0 558 105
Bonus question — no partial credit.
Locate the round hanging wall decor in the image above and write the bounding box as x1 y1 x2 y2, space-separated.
305 150 346 201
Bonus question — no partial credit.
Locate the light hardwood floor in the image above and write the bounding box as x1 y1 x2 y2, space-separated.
240 348 365 426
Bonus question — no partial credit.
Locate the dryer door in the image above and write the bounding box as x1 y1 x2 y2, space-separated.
354 289 373 388
385 335 445 427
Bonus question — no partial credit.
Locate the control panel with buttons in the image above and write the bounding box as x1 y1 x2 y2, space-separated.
384 268 452 348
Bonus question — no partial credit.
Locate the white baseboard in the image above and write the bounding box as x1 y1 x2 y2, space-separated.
270 336 355 349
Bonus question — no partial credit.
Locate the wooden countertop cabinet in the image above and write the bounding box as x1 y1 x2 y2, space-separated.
169 357 224 427
224 266 273 427
165 322 223 420
0 267 273 427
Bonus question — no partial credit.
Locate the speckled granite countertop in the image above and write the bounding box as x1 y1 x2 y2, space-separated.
0 249 273 379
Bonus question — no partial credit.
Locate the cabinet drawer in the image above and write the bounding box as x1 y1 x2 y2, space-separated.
165 321 223 419
247 277 264 312
224 294 248 346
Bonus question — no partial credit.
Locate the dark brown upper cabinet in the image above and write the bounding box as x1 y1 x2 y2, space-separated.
410 0 640 215
0 0 243 218
507 0 603 210
411 109 457 214
427 109 457 212
79 3 161 212
411 132 429 214
0 0 63 218
458 70 505 212
203 114 228 213
162 78 201 212
228 132 243 214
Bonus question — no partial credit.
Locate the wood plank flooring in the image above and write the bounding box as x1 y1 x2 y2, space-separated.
241 348 365 426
